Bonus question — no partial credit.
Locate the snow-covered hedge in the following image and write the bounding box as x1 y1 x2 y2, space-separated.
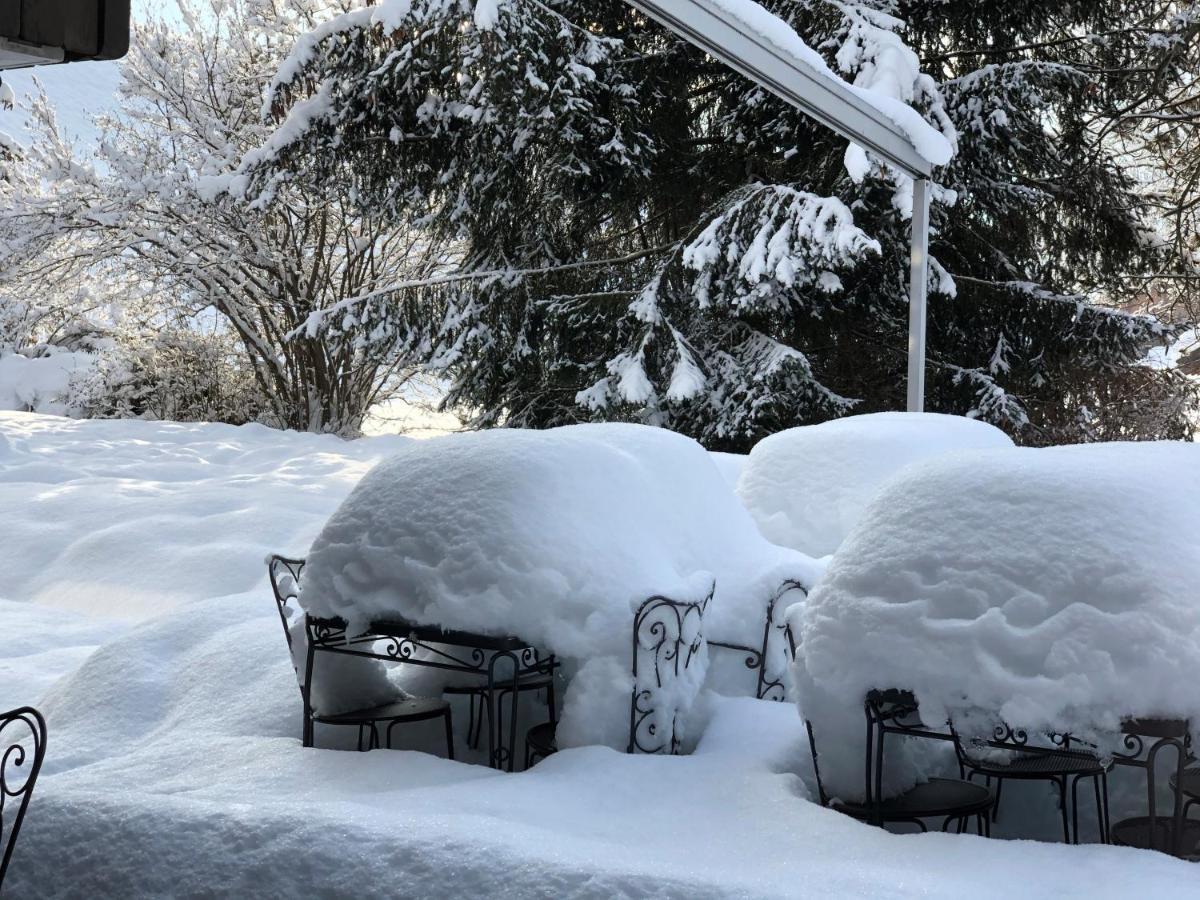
737 412 1014 557
300 423 821 749
792 440 1200 799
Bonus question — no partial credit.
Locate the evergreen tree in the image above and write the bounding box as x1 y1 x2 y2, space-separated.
243 0 1199 447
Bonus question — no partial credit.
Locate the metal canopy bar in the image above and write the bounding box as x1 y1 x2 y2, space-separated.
907 177 930 412
625 0 932 178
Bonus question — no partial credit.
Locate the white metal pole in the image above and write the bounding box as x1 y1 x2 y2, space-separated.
907 177 930 413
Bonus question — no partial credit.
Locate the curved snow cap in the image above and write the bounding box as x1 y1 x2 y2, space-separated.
737 412 1013 558
302 423 819 652
301 422 821 749
794 441 1200 798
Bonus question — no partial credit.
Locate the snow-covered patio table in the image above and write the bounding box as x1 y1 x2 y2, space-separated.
295 423 796 760
791 440 1200 853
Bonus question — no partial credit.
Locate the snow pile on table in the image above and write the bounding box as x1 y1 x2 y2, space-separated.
792 440 1200 799
301 423 822 748
738 413 1014 558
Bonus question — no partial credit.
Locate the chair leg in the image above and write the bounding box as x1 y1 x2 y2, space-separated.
1071 774 1082 844
1091 775 1105 844
976 814 985 836
465 692 478 749
546 660 557 725
444 709 455 761
1057 777 1070 843
992 778 1003 823
471 690 487 751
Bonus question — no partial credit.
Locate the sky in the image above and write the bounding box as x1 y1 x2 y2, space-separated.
0 0 180 149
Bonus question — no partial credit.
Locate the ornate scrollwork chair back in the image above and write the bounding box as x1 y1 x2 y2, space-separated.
627 583 713 755
758 580 806 701
1 706 48 889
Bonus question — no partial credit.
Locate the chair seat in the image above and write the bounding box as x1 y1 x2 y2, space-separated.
834 778 993 822
963 748 1108 778
315 696 449 726
1170 769 1200 801
1111 815 1200 858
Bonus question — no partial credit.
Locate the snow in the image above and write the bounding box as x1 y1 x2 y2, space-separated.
706 0 953 168
708 450 746 487
4 413 1200 895
791 440 1200 801
0 350 95 415
737 413 1015 558
300 423 822 749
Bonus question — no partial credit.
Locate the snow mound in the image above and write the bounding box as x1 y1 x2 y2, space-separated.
792 441 1200 799
737 413 1014 558
301 423 821 747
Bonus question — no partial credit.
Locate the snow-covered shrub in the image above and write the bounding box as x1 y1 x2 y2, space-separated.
300 423 821 749
72 328 274 426
737 412 1014 557
792 440 1200 800
0 347 96 414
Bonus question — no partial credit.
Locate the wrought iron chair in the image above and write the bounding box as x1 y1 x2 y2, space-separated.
1 706 47 891
524 721 558 769
709 579 807 702
1111 718 1200 858
1171 768 1200 821
268 556 454 757
950 722 1110 843
627 586 713 755
806 690 994 834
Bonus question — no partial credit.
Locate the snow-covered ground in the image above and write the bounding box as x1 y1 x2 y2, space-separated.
2 412 1196 897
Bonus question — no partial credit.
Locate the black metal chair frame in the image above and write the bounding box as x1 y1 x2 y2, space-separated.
950 721 1111 844
805 691 992 834
268 555 455 760
1 706 47 891
1110 718 1200 858
709 579 806 702
446 669 555 754
304 612 556 772
628 585 713 755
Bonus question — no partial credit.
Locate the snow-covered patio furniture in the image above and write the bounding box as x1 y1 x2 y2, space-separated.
297 424 789 758
708 579 806 702
268 555 456 757
628 590 712 754
792 440 1200 848
0 706 46 890
1110 719 1199 858
950 721 1111 844
805 690 994 834
736 412 1014 559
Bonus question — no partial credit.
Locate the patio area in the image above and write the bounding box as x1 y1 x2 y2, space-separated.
4 411 1199 895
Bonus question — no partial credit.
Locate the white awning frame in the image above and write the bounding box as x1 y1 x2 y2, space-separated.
625 0 936 411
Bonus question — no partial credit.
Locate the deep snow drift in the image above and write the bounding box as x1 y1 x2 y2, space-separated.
737 412 1014 557
3 413 1197 897
792 440 1200 799
301 423 821 749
